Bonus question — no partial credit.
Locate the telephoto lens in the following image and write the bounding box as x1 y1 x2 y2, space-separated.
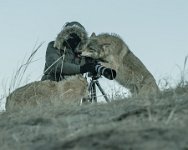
95 64 116 80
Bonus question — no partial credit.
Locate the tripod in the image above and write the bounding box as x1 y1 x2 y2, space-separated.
88 74 110 103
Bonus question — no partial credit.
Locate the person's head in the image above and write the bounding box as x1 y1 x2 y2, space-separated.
54 21 88 52
64 21 85 30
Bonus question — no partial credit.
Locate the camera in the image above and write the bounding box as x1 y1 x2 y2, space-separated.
84 57 116 80
94 64 116 80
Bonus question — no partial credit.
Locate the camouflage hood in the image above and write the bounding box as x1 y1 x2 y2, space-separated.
54 24 88 51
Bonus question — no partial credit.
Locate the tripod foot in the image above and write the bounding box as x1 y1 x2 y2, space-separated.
80 97 92 105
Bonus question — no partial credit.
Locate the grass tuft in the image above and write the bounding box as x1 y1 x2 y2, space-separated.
8 42 44 96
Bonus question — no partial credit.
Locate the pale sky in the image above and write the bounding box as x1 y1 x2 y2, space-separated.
0 0 188 101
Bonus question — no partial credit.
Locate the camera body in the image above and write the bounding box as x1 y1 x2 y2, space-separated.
84 57 116 80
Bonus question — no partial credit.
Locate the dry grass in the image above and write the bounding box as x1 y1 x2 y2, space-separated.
0 42 44 111
8 42 44 94
177 55 188 87
0 82 188 150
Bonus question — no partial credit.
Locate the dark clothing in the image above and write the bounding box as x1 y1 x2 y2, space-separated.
41 41 85 81
41 21 88 82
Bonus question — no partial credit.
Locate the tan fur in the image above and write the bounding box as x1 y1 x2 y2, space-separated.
82 33 159 97
6 75 88 111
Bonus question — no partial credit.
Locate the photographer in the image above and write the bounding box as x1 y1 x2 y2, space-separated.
41 21 97 81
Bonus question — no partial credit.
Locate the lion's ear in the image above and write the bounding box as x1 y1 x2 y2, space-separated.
90 32 96 37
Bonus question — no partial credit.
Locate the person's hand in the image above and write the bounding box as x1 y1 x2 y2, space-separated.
80 63 96 74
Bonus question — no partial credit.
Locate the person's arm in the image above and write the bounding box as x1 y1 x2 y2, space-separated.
45 41 81 75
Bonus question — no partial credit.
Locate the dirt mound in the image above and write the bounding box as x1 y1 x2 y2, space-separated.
1 86 188 150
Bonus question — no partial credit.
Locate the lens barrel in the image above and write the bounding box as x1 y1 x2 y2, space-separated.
95 64 116 80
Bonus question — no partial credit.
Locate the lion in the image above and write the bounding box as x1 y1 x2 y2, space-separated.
6 75 88 111
81 33 159 97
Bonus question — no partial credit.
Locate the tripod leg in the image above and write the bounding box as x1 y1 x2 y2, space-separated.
91 81 97 102
88 81 92 103
95 81 110 102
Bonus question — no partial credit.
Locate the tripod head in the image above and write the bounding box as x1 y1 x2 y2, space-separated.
87 72 101 80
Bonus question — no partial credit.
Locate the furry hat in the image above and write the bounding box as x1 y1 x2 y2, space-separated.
54 21 88 51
